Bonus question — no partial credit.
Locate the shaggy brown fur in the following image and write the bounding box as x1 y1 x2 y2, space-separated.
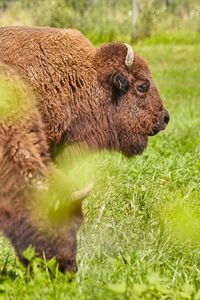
0 26 169 272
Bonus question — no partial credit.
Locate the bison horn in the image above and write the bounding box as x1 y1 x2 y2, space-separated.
71 180 94 203
124 43 134 73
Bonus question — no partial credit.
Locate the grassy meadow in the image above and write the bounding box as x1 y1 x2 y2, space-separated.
0 33 199 299
0 2 200 299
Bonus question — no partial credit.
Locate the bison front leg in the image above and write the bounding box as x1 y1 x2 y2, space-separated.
0 123 85 272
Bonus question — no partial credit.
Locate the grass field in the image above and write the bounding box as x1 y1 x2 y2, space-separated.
0 32 200 299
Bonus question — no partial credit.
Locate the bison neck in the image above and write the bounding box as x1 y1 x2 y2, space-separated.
51 89 120 153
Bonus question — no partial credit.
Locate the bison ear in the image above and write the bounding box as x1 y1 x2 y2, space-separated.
113 72 130 94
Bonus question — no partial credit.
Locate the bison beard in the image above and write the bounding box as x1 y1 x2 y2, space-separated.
0 26 169 273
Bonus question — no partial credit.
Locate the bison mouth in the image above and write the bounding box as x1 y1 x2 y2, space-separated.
149 126 161 136
149 111 170 136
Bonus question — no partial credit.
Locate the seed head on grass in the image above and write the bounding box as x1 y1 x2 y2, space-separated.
160 190 200 244
0 65 34 123
31 147 103 227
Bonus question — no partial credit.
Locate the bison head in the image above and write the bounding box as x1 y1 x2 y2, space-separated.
93 43 169 157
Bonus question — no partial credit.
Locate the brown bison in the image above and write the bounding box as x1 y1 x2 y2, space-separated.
0 26 169 273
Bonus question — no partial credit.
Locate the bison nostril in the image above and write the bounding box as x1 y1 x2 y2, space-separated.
164 115 170 124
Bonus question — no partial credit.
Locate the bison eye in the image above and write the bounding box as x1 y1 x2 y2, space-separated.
137 82 149 93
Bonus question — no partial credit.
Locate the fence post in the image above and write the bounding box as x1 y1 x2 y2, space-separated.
132 0 138 42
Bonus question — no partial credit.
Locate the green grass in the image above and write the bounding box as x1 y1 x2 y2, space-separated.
0 34 200 299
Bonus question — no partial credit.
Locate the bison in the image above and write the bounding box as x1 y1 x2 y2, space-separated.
0 26 169 273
